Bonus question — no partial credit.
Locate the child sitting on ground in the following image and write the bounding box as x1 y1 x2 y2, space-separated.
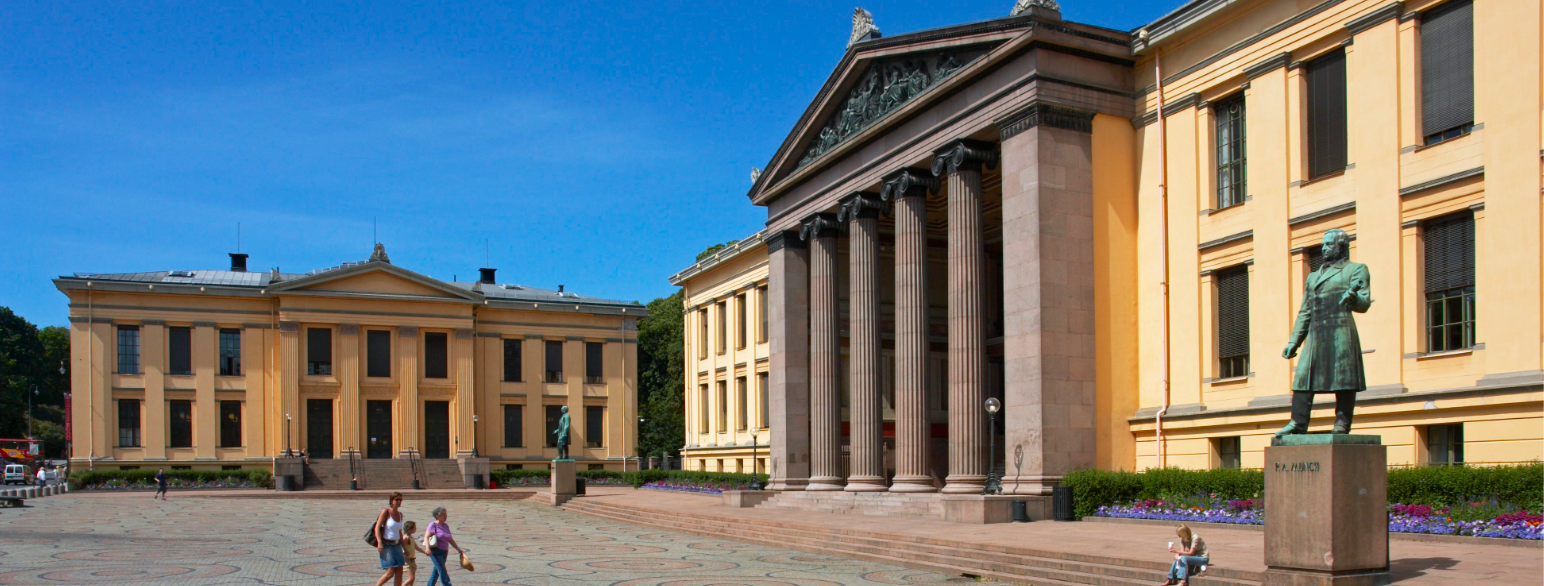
400 520 431 586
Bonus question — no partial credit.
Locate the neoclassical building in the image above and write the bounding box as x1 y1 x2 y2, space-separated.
731 0 1539 497
58 246 644 473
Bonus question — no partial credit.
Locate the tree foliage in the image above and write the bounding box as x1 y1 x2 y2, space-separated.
0 308 69 456
636 290 685 460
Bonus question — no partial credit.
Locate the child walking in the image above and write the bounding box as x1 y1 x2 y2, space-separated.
401 521 430 586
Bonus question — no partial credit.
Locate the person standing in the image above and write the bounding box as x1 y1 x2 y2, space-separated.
153 468 168 500
425 506 466 586
373 492 406 586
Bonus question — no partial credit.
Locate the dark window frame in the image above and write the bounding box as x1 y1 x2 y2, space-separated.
503 404 523 448
366 330 392 378
757 286 769 344
735 376 748 431
219 400 242 448
1306 49 1349 180
1423 211 1477 352
585 406 604 448
118 399 141 447
219 328 242 377
545 340 564 383
306 327 333 376
1419 0 1475 145
168 399 193 448
736 293 748 350
585 341 604 385
715 380 728 433
1217 436 1242 470
502 338 523 382
423 331 449 379
117 326 141 375
1214 92 1248 209
1216 265 1251 379
544 405 563 447
1426 423 1464 465
715 301 728 355
757 372 769 429
167 326 192 375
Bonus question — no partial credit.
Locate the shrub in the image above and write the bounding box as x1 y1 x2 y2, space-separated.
487 468 766 492
1388 462 1542 512
68 469 272 491
1063 467 1263 519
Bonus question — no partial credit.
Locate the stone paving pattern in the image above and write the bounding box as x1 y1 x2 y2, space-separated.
0 494 962 586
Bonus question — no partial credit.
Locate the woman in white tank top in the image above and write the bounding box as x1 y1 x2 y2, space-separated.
374 492 406 586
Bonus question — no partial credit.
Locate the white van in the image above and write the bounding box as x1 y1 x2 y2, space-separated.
2 464 30 485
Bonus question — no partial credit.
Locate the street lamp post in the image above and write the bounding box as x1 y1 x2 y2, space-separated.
471 414 479 457
284 414 292 457
749 434 764 490
636 417 645 471
984 398 1002 495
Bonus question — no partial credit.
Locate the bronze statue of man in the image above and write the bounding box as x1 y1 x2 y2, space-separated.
1278 228 1372 437
553 405 571 460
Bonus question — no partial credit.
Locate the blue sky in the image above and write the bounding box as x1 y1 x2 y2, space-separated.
1 0 1172 327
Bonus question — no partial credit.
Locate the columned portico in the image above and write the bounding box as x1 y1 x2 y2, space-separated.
802 213 846 491
838 192 888 492
882 169 940 493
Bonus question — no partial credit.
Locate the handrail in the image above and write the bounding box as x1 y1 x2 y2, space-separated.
409 449 423 490
348 449 360 489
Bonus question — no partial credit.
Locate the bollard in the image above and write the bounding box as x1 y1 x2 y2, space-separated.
1012 500 1029 522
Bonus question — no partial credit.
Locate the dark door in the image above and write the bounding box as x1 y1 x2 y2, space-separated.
306 399 334 459
366 400 393 459
424 401 450 459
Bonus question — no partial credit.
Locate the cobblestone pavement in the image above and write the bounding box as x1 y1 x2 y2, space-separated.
0 495 962 586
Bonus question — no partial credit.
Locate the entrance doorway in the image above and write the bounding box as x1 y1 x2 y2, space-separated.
366 400 393 459
424 401 450 459
306 399 334 459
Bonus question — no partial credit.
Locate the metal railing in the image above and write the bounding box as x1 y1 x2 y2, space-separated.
347 450 362 490
408 449 423 490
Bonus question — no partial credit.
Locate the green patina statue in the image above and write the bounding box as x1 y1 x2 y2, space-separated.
553 405 571 460
1278 228 1372 437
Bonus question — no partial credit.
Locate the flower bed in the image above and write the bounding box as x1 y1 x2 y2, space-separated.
69 469 271 491
1092 497 1543 540
1095 496 1264 525
639 480 739 495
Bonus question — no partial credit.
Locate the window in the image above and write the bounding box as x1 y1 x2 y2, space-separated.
424 332 448 379
757 373 769 428
1216 436 1241 469
715 381 728 432
545 341 564 383
545 406 563 447
502 339 522 382
219 329 242 376
222 465 241 471
306 328 332 375
118 399 141 447
585 342 604 384
716 301 727 354
168 326 192 375
503 405 523 447
736 293 747 349
169 400 193 448
117 326 141 374
1216 266 1250 378
735 377 748 430
588 463 604 471
219 401 242 447
1214 93 1247 208
1420 0 1474 145
586 406 604 448
1424 211 1476 352
757 286 768 343
698 384 709 433
1426 423 1464 465
698 308 708 359
1306 49 1348 179
366 330 391 378
1305 246 1326 275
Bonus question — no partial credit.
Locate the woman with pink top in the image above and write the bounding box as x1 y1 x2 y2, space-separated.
424 506 465 586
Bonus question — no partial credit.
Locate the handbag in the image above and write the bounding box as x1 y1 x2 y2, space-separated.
424 527 437 549
459 551 474 571
364 520 379 547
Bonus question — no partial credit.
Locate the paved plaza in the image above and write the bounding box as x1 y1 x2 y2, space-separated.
0 494 962 586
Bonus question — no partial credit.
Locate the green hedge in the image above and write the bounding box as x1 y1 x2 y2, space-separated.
1062 462 1543 519
68 469 272 491
489 468 766 491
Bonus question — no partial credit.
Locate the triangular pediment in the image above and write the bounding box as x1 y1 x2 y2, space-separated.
268 262 478 302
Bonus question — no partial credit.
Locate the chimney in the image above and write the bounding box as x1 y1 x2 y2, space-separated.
229 253 249 272
558 284 565 293
479 268 496 284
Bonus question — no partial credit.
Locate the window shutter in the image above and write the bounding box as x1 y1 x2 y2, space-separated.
1216 266 1251 359
168 327 192 374
1306 50 1348 179
1420 0 1474 138
1305 247 1325 274
367 330 391 378
1423 211 1475 293
502 339 521 382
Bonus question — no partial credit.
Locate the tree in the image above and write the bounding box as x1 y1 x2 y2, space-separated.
0 308 70 457
635 290 685 461
696 242 731 261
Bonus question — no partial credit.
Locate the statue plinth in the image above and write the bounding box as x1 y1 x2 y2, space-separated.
1263 435 1389 586
548 459 577 506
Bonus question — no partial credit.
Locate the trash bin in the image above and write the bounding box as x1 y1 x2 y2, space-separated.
1052 485 1075 521
1012 500 1030 522
575 477 586 495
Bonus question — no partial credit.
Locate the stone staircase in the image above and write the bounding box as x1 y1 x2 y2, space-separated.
754 491 945 519
561 498 1260 586
302 458 465 490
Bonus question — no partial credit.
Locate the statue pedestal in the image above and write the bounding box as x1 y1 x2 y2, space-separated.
1264 435 1388 586
547 459 576 506
457 457 489 489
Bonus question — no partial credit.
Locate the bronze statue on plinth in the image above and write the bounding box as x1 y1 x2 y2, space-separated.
553 405 571 460
1278 228 1372 438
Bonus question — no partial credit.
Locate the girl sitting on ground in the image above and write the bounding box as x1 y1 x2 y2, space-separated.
1162 524 1209 586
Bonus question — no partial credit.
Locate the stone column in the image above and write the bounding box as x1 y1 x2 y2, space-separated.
995 104 1097 495
933 139 997 494
839 192 887 492
767 231 812 491
801 213 846 491
338 323 361 457
881 168 940 492
142 321 167 460
278 321 301 457
397 326 419 458
454 328 476 458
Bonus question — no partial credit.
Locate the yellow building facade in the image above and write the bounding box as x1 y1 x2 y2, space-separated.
58 247 644 473
669 235 772 473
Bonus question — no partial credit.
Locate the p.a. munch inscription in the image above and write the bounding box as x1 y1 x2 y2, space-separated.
1275 461 1321 472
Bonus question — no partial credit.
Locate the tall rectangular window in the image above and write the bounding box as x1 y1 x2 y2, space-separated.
545 405 563 447
757 286 768 343
117 326 141 374
366 330 391 378
219 329 242 376
1420 0 1474 144
585 406 604 448
306 327 332 375
1216 266 1251 378
1216 436 1241 469
1424 211 1476 352
1306 49 1348 179
736 293 747 349
424 332 448 379
716 301 727 354
735 376 748 431
502 339 523 382
757 373 768 428
585 342 604 384
698 384 709 433
545 341 564 383
118 399 141 447
167 326 192 375
219 401 242 447
1426 423 1464 465
169 400 193 448
503 404 523 447
698 308 708 359
715 381 727 432
1214 93 1247 208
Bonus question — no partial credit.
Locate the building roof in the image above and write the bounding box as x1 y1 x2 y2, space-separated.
667 230 768 287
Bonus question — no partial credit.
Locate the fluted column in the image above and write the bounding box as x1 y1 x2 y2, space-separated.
933 139 998 494
882 168 940 492
802 213 846 491
767 231 811 491
839 193 887 492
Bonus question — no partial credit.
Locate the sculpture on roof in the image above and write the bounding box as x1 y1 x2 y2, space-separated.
1011 0 1061 15
848 7 880 48
369 243 391 264
270 268 284 283
750 168 762 183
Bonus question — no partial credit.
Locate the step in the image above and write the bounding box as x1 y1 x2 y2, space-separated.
561 499 1257 586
